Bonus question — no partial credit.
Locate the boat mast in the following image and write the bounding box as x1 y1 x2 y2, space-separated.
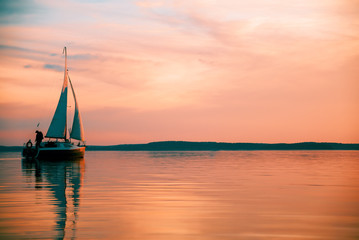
63 47 68 141
45 47 69 140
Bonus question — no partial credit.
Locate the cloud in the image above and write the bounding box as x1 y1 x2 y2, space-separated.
0 0 45 25
43 64 63 72
69 54 97 60
1 0 358 145
0 0 33 15
136 0 164 8
0 44 46 54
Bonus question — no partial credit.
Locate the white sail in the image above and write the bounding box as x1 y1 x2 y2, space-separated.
46 47 68 139
69 76 85 141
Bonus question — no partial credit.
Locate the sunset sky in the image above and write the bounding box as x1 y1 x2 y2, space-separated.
1 0 358 145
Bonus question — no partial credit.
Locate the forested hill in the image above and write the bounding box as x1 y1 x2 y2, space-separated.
86 141 359 151
1 141 359 152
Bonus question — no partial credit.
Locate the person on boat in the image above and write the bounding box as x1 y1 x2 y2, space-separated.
35 130 43 149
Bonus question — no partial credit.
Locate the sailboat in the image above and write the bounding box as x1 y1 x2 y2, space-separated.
22 47 86 159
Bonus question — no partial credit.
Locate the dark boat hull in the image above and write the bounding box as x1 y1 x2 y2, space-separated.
38 147 85 160
22 146 85 160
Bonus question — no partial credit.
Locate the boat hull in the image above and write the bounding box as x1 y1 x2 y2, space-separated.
37 146 85 160
22 144 85 160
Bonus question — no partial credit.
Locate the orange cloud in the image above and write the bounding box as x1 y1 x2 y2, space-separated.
1 0 358 145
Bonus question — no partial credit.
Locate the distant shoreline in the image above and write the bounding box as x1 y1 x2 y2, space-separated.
87 141 359 151
2 141 359 152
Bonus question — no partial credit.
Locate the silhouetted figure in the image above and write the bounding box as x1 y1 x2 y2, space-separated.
35 130 43 149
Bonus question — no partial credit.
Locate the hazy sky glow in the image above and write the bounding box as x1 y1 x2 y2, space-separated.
0 0 358 145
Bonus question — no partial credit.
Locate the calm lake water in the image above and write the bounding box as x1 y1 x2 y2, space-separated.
0 151 359 239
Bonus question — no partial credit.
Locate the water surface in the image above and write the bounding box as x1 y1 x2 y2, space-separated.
0 151 359 239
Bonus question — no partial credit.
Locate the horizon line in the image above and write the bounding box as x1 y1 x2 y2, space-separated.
2 140 359 147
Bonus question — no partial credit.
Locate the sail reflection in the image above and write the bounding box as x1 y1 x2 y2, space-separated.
21 157 85 240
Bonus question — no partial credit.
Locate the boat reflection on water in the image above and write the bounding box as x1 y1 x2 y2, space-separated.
21 157 85 240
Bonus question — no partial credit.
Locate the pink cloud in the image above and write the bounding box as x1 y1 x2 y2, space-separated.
1 0 358 145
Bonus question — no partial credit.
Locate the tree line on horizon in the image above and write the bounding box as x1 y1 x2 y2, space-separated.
1 141 359 152
88 141 359 151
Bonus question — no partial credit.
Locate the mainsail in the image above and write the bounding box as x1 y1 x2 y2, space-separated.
46 47 68 139
69 76 85 141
